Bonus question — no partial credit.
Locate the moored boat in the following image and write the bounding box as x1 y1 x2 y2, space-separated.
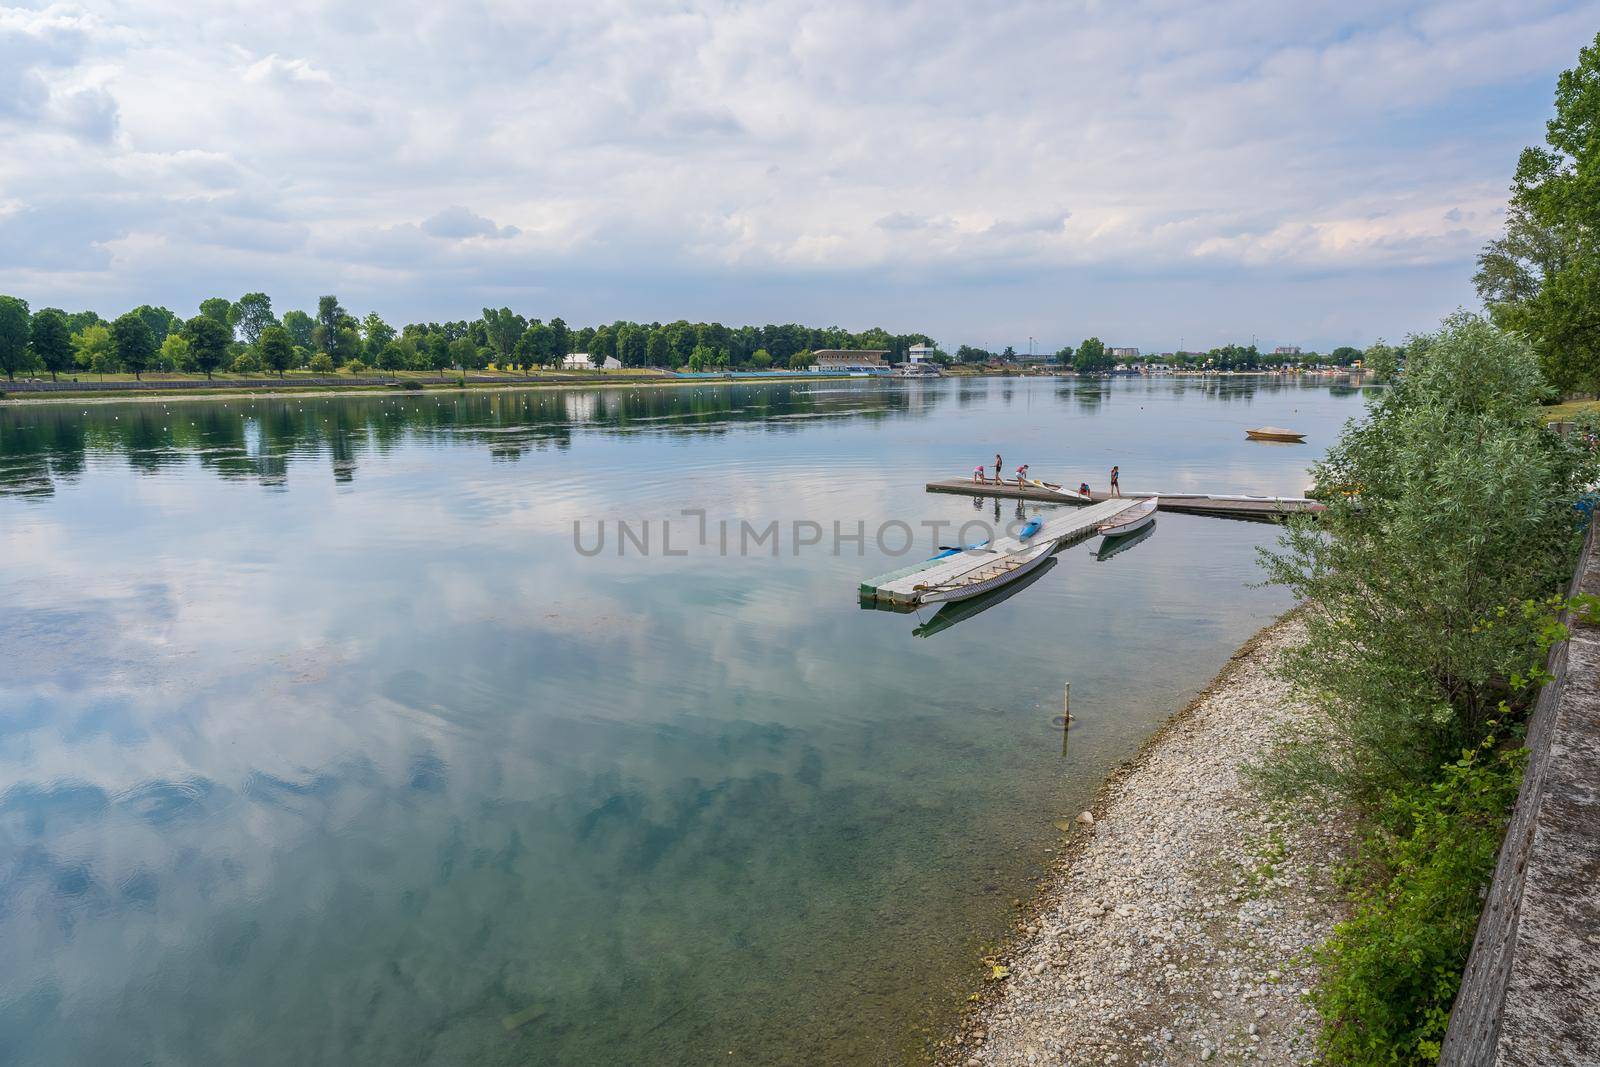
1096 496 1158 537
912 541 1055 605
1022 477 1088 500
1245 426 1306 442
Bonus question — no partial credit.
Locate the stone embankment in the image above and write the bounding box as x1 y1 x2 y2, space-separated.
941 616 1349 1067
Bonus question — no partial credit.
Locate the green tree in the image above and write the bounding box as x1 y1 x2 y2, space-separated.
1329 345 1363 366
1256 312 1593 806
258 324 294 377
362 312 396 359
65 310 103 335
646 328 669 367
1364 339 1399 381
199 298 234 330
376 342 408 371
232 292 276 345
231 348 262 374
0 294 32 381
73 323 117 378
1054 344 1074 364
111 311 157 379
131 305 179 345
29 307 74 380
1474 32 1600 392
549 317 570 358
183 314 231 379
160 333 192 372
427 333 452 372
335 326 362 367
481 307 526 367
315 296 348 353
282 309 315 348
308 353 335 374
750 348 773 369
1073 337 1109 374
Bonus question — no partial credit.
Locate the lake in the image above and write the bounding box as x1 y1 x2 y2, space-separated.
0 375 1368 1065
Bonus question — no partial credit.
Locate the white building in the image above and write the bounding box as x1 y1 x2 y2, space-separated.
811 349 890 374
1273 345 1302 355
1110 347 1140 359
562 352 595 370
907 344 937 364
602 356 622 370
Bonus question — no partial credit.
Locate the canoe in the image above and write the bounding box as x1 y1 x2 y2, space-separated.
929 517 1040 560
1097 496 1158 537
913 541 1055 605
1023 478 1088 500
912 556 1057 638
1245 426 1306 442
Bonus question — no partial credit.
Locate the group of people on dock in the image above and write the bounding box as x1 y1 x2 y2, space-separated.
973 453 1120 496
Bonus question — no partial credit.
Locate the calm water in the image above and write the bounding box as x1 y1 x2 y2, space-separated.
0 376 1367 1065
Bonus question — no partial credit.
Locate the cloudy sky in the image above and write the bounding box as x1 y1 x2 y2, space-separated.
1 1 1596 352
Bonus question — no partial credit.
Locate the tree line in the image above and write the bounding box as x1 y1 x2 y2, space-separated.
0 292 936 382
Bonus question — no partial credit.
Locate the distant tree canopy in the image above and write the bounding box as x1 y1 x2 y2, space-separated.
0 290 939 379
1073 337 1111 373
1475 31 1600 393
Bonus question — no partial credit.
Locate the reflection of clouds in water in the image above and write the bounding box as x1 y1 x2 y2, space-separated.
0 378 1367 1063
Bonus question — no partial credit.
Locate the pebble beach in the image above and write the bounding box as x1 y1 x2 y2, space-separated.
939 615 1351 1067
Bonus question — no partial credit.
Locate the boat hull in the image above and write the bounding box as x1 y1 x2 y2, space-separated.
1095 496 1159 537
916 543 1055 605
1245 429 1306 442
1099 511 1154 537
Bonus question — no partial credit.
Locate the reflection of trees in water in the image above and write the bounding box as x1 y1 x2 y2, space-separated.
0 382 920 496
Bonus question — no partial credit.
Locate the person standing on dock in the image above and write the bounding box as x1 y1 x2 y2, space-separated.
1109 465 1121 497
994 453 1003 483
1015 464 1029 485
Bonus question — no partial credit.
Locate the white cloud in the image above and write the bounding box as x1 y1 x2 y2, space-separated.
0 0 1596 349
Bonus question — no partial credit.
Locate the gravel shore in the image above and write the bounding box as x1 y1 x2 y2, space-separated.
939 614 1350 1067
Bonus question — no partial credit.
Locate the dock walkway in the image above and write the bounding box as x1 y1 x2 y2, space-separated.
859 497 1141 605
925 479 1323 522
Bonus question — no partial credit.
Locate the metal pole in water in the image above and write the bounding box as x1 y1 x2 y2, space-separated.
1061 681 1072 758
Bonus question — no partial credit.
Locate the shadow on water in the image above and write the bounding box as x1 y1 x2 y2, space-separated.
1095 520 1158 562
912 557 1059 638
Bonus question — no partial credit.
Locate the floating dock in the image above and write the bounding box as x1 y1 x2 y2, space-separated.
859 497 1144 605
924 479 1323 523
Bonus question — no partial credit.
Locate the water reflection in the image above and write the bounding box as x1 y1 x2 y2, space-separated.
0 383 912 497
0 377 1368 1065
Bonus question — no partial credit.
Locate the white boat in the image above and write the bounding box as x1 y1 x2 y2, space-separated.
913 541 1055 605
1022 477 1088 500
1097 497 1158 537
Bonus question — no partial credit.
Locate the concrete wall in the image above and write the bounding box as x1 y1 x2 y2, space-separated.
1441 522 1600 1066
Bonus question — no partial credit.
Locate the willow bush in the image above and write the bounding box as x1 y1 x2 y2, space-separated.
1255 311 1593 807
1254 311 1595 1066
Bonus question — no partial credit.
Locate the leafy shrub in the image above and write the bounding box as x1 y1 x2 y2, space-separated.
1256 313 1594 806
307 353 335 374
345 358 367 375
1312 738 1525 1066
230 349 262 374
